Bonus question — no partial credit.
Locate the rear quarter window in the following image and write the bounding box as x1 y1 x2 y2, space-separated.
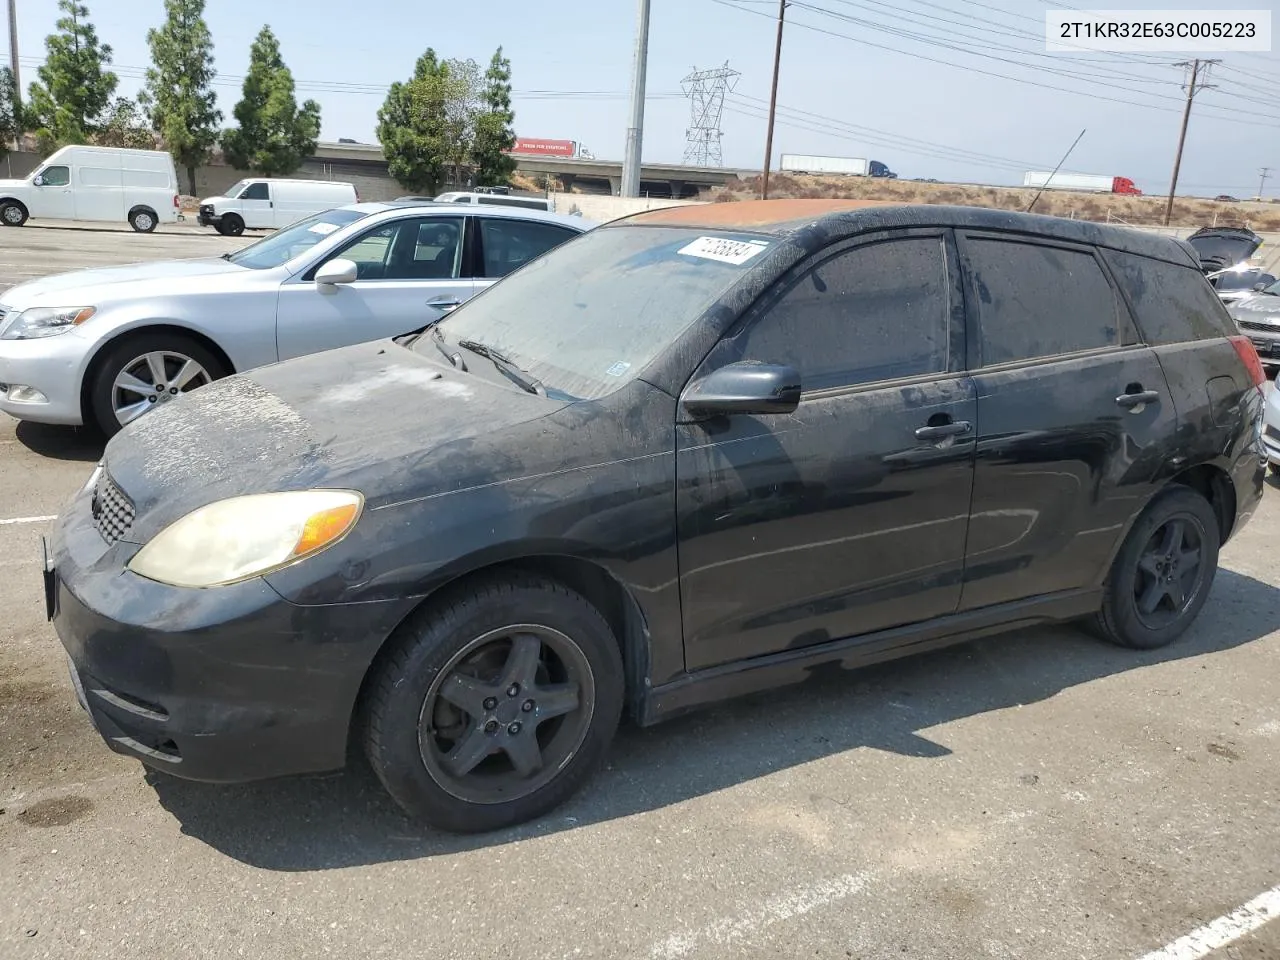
1100 249 1236 344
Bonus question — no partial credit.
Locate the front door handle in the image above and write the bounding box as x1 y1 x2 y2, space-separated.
428 297 462 313
1115 389 1160 409
915 421 972 441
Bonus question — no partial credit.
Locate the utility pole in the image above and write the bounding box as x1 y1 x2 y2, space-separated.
1163 58 1218 226
621 0 651 198
1260 167 1272 200
761 0 787 199
7 0 18 112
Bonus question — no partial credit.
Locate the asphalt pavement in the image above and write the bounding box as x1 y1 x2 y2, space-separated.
2 223 1280 960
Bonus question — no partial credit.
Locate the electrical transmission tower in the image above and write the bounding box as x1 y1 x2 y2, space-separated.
681 63 739 167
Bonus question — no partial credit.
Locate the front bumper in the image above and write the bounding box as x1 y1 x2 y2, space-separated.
1263 386 1280 467
0 330 91 425
49 482 414 783
197 205 220 227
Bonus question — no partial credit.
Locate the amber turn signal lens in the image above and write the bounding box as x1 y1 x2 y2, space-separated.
293 502 360 558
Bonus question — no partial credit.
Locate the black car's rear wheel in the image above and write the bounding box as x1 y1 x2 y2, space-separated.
363 574 623 833
1092 486 1220 650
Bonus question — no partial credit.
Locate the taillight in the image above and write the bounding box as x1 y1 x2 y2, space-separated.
1229 335 1266 389
173 195 180 208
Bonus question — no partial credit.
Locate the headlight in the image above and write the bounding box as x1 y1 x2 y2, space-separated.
0 306 96 340
127 490 363 588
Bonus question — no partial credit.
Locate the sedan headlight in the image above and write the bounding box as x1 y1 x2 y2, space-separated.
0 306 96 340
127 490 364 588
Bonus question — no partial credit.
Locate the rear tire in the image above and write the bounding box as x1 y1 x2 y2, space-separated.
128 207 158 233
87 331 228 437
218 214 244 237
363 574 624 833
1092 486 1220 650
0 200 28 226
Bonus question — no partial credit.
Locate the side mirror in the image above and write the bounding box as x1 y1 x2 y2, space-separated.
682 361 802 419
32 175 44 186
1254 282 1268 291
315 258 358 286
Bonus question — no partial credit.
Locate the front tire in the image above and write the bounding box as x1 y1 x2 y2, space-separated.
0 200 28 226
363 574 624 833
1092 486 1220 650
218 214 244 237
87 332 227 436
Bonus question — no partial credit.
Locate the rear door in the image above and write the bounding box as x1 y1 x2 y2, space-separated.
275 214 473 360
676 228 977 669
955 231 1176 610
471 217 584 291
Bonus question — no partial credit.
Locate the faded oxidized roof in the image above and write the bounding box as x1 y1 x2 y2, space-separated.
612 199 1199 267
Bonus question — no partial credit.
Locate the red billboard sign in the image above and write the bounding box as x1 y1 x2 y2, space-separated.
509 138 576 157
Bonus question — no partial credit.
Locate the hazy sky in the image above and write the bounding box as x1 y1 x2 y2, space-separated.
6 0 1279 196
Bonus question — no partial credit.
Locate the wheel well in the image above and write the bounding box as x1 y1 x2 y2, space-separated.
0 196 27 209
79 325 236 422
128 204 157 216
350 556 652 750
1169 463 1236 542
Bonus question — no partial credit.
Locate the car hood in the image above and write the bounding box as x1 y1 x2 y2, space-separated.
0 178 29 189
1187 232 1263 270
1230 293 1280 320
0 258 247 309
104 340 572 542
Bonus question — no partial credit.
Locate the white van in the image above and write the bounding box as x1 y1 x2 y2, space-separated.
0 146 180 232
198 179 358 235
434 190 551 211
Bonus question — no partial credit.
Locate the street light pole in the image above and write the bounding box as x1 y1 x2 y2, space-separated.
621 0 651 198
761 0 786 200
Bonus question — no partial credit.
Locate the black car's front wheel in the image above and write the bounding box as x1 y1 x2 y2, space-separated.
363 575 624 833
1093 486 1220 650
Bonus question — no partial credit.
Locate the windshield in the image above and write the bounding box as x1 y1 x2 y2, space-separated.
1213 270 1263 291
416 225 770 400
225 208 370 270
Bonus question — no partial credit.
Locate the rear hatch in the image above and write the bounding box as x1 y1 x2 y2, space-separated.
1186 227 1263 272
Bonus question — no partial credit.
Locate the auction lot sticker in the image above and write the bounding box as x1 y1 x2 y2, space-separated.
678 236 771 265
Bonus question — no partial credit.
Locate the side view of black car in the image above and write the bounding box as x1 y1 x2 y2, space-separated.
47 201 1268 833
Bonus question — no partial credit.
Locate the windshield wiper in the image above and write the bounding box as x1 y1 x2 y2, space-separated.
219 252 232 260
457 339 545 396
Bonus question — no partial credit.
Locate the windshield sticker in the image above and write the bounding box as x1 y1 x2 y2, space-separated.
308 222 340 236
605 361 631 377
677 236 770 265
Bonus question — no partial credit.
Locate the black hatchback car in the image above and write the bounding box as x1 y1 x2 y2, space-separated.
47 201 1268 833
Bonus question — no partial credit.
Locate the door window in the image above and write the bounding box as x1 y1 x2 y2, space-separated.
731 236 951 391
965 238 1124 365
37 166 70 186
477 218 580 279
239 181 269 200
325 217 462 281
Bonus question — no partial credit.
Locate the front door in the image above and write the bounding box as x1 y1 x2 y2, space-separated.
676 230 977 670
236 181 273 228
275 215 474 361
28 164 74 220
954 231 1178 610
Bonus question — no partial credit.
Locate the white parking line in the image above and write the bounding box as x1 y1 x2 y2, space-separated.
0 515 57 525
1137 884 1280 960
649 872 870 959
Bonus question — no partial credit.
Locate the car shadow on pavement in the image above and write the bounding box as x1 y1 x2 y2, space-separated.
148 567 1280 871
14 422 103 462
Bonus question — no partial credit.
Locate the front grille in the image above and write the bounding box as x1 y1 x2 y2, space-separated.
1238 319 1280 333
91 470 135 545
1266 424 1280 442
199 204 213 217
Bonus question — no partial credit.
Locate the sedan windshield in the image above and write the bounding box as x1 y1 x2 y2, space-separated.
225 209 370 270
416 225 771 400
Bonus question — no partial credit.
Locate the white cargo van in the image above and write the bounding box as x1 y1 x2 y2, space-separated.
197 179 358 235
434 190 551 211
0 146 180 232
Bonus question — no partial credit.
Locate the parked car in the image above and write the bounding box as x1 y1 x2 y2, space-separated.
1207 263 1278 304
434 191 552 212
1185 226 1263 273
0 201 592 434
1228 276 1280 370
1262 382 1280 475
1214 195 1239 202
0 145 179 232
197 179 358 235
46 200 1266 833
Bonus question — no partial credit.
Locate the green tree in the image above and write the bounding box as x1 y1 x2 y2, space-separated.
377 49 451 195
139 0 222 194
221 26 320 177
0 67 21 154
472 47 516 187
94 97 155 149
27 0 118 150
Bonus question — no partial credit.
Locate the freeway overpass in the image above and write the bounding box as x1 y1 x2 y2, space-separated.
312 141 750 198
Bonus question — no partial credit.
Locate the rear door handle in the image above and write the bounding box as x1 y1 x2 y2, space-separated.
915 421 972 441
1115 390 1160 409
428 298 462 312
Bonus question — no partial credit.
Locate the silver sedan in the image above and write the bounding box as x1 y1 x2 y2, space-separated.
0 201 592 434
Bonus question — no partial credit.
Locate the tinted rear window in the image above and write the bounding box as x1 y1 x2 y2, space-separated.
1100 249 1235 344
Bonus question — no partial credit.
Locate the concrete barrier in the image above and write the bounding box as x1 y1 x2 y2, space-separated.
549 192 706 223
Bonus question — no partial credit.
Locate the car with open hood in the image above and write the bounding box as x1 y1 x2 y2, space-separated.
1229 275 1280 369
46 200 1267 833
